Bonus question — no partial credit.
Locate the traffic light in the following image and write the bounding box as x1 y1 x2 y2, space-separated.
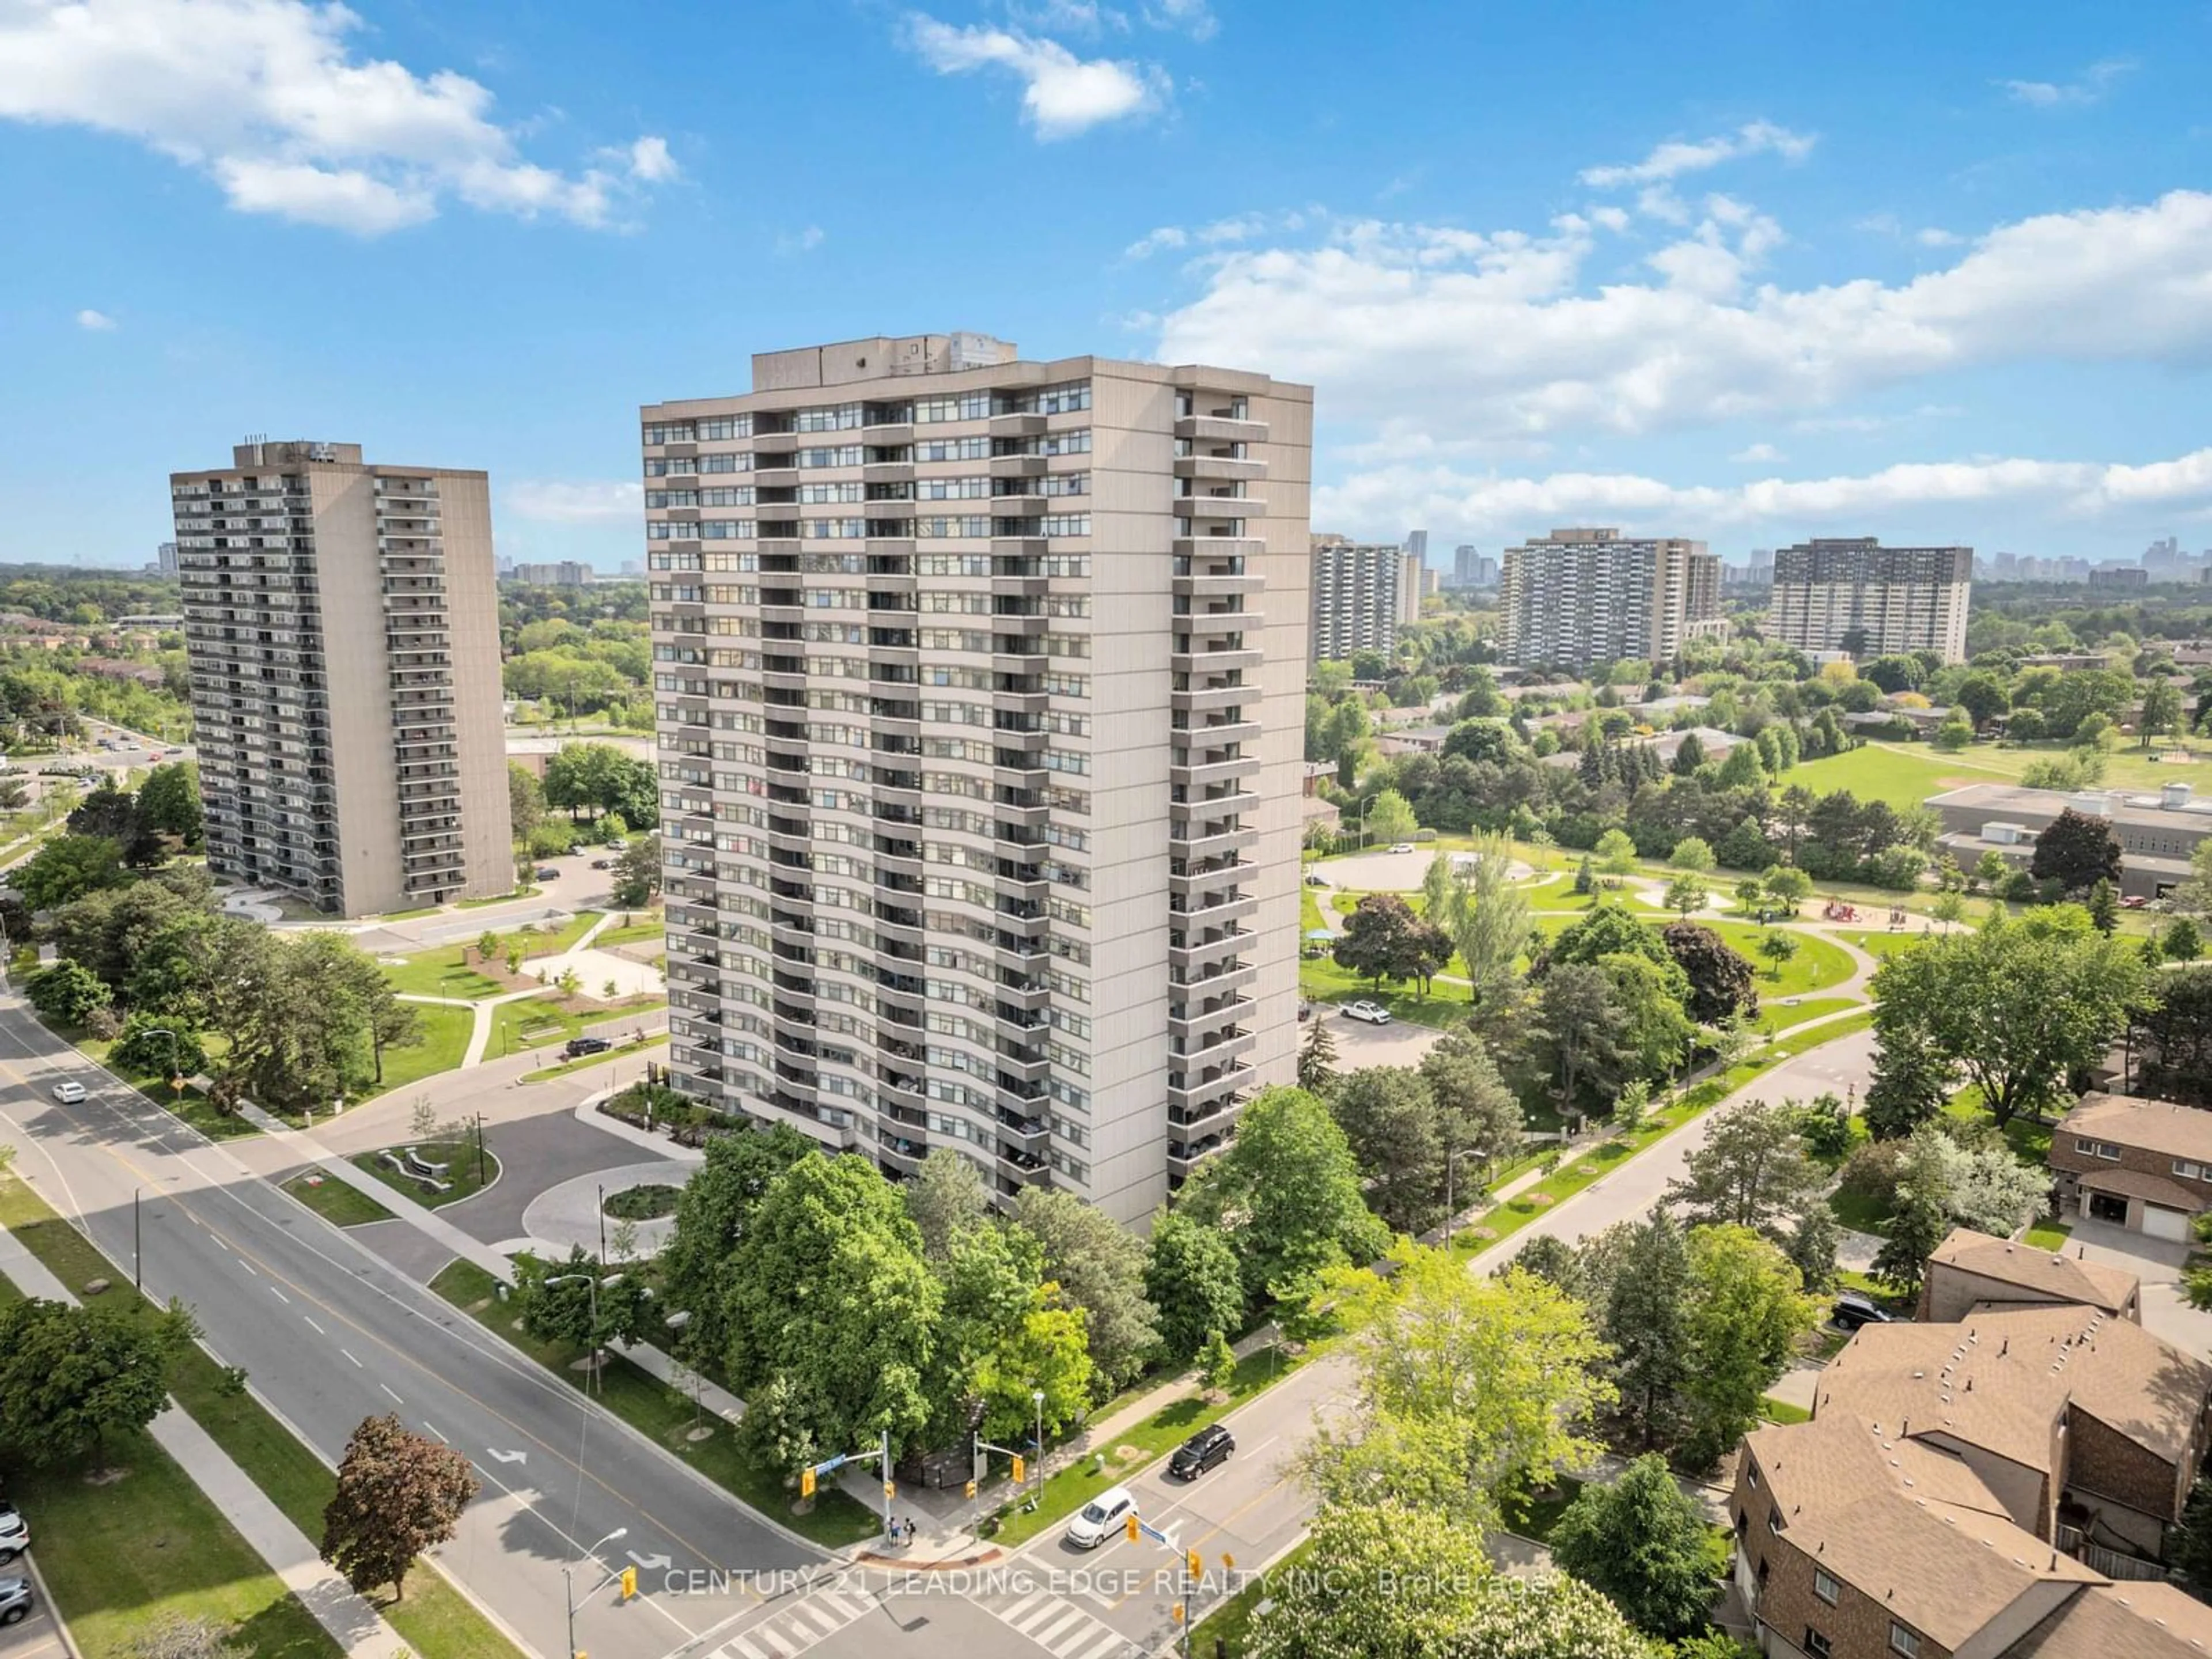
800 1466 816 1499
619 1567 637 1600
1185 1550 1202 1581
1171 1603 1185 1626
884 1480 896 1501
1010 1454 1025 1484
964 1479 977 1499
1124 1512 1140 1543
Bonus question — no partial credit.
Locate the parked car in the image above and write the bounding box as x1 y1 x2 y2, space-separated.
535 866 561 880
562 1036 611 1060
1389 842 1416 854
1304 872 1330 886
1831 1290 1894 1332
50 1081 85 1105
1064 1486 1136 1550
0 1575 29 1626
590 858 615 870
0 1501 25 1565
1168 1425 1236 1480
1340 1000 1393 1025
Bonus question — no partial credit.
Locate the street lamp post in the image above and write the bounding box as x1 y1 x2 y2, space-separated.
545 1272 622 1396
1442 1143 1486 1251
1031 1388 1046 1510
563 1525 627 1659
1354 791 1381 850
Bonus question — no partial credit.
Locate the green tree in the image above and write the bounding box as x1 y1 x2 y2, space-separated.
1514 1233 1584 1297
1680 1226 1817 1465
543 740 626 820
1362 788 1418 846
1198 1327 1236 1391
2086 877 2120 935
1297 1244 1613 1527
1931 714 1974 752
1600 952 1698 1082
1533 962 1633 1114
1013 1186 1160 1387
973 1283 1092 1443
1868 905 2153 1127
1954 672 2010 729
1785 1203 1843 1294
1142 1209 1245 1365
2141 676 2185 748
1551 1452 1725 1639
611 832 661 908
2174 1471 2212 1597
1662 870 1709 918
25 958 112 1025
1594 828 1640 880
2029 807 2123 895
1756 929 1798 980
507 762 547 848
1179 1086 1391 1306
921 1217 1041 1448
1328 1066 1450 1234
1669 836 1715 874
902 1147 990 1260
1332 893 1424 990
1664 1097 1827 1244
1244 1500 1490 1659
1596 1214 1692 1449
111 1013 206 1080
1762 865 1811 915
2179 841 2212 915
722 1155 940 1462
1419 1027 1525 1175
135 761 202 850
0 1296 194 1465
659 1123 816 1361
1661 922 1759 1025
14 834 128 910
319 1414 480 1600
1435 837 1532 1005
2161 917 2203 963
1296 1011 1339 1094
512 1247 658 1351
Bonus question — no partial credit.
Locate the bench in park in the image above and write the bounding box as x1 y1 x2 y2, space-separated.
380 1149 451 1194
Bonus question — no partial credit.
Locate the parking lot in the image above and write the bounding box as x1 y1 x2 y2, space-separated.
1312 1002 1455 1066
0 1565 66 1659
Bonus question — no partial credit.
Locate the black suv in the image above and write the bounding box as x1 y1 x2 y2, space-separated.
562 1036 611 1060
1168 1424 1236 1480
1832 1290 1895 1332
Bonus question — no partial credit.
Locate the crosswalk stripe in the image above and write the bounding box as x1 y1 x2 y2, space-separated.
723 1636 768 1659
1029 1606 1087 1645
796 1603 842 1635
822 1589 872 1622
1003 1589 1048 1622
1064 1629 1127 1659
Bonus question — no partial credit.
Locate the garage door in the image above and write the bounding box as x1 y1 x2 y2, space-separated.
2143 1205 2191 1242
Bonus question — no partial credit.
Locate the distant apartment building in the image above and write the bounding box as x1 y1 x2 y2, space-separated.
154 541 179 579
1309 536 1421 661
1930 781 2212 903
1497 527 1723 672
511 560 594 587
1768 537 1972 664
2088 564 2150 590
1446 544 1498 589
171 440 513 916
642 333 1312 1224
1403 528 1427 565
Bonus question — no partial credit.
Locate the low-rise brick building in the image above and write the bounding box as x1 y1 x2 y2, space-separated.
2049 1093 2212 1243
1732 1305 2212 1657
1918 1227 2141 1324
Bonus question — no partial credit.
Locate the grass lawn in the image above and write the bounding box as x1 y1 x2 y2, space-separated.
1830 1188 1892 1234
363 1002 474 1094
1300 882 1327 935
383 949 506 999
1942 1085 2055 1165
1871 736 2212 796
352 1142 499 1209
457 888 531 907
1296 962 1467 1029
2025 1217 2074 1250
988 1344 1306 1547
487 990 662 1057
0 1176 516 1659
1521 872 1661 911
1789 744 2015 812
428 1260 879 1548
1195 1536 1313 1652
1832 928 1929 959
1753 995 1860 1036
520 1036 664 1084
279 1172 396 1228
68 1029 258 1142
1760 1396 1813 1425
1502 1477 1585 1543
593 915 665 949
1702 919 1858 997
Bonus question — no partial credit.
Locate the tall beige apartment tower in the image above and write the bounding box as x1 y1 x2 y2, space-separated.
1770 537 1972 663
171 441 513 917
642 334 1312 1224
1499 527 1725 673
1308 535 1421 661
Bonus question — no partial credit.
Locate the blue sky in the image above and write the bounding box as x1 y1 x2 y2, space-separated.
4 0 2211 570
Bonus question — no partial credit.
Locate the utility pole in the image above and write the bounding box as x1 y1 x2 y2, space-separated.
134 1188 142 1289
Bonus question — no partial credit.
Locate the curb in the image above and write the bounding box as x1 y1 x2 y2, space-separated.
20 1555 82 1659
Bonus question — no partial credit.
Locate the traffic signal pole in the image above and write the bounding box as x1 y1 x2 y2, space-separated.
800 1428 897 1542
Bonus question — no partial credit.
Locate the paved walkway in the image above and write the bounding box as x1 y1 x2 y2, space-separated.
519 1158 700 1258
0 1225 414 1659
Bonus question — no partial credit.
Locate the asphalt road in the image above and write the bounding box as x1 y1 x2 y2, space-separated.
0 995 834 1659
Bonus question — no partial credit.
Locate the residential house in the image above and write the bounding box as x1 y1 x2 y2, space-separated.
2048 1093 2212 1241
1918 1228 2141 1324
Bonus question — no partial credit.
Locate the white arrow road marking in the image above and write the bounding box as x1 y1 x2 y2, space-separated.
626 1550 672 1571
487 1448 527 1465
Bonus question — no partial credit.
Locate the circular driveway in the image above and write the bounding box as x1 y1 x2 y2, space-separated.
1310 847 1535 894
519 1157 699 1258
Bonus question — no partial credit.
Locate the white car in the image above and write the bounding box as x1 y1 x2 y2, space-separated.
1389 842 1416 854
0 1502 25 1565
1064 1485 1136 1550
1341 1000 1393 1025
50 1081 85 1105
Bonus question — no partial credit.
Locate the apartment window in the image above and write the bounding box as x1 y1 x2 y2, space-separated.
1813 1569 1838 1605
643 420 694 445
1804 1633 1832 1659
915 392 992 423
1766 1510 1781 1535
1888 1624 1919 1657
2077 1137 2123 1160
2177 1160 2207 1181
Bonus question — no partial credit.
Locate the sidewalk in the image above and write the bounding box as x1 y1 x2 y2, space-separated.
0 1226 414 1659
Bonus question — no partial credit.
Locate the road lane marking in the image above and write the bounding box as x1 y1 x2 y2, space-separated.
423 1421 447 1442
238 1259 259 1276
268 1285 289 1304
380 1384 403 1404
304 1316 325 1335
341 1349 362 1367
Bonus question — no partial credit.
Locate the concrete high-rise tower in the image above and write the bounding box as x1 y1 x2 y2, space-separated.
642 334 1313 1222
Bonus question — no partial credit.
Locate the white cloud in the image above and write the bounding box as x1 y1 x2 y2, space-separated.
1730 442 1785 464
1580 119 1815 188
505 480 642 523
904 13 1166 137
1123 208 1305 260
74 307 116 331
0 0 672 235
1916 226 1962 247
1142 0 1216 40
2002 59 2134 108
624 135 679 183
775 224 825 255
1313 446 2212 543
1152 189 2212 441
